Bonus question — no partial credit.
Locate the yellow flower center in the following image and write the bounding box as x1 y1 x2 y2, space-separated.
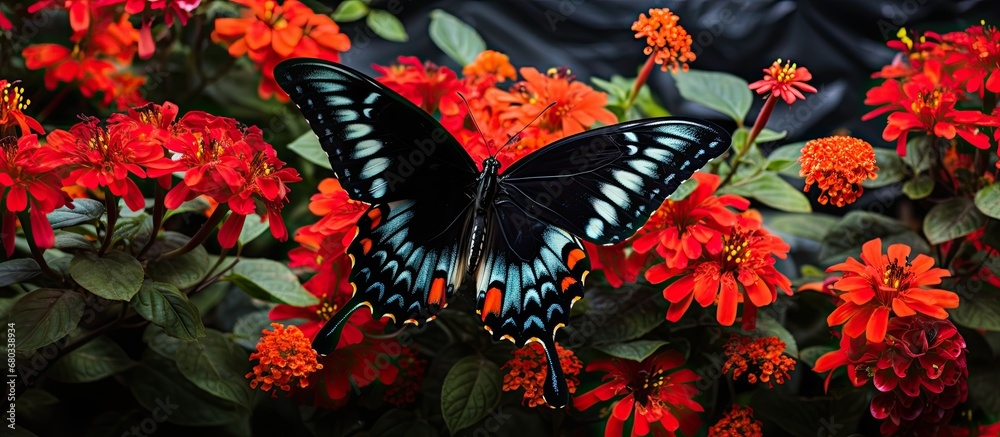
910 90 942 113
314 296 338 321
769 58 798 84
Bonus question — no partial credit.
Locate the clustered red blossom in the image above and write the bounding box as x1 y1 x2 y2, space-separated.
798 136 879 207
246 323 324 396
814 315 968 436
708 404 763 437
863 24 998 160
211 0 350 101
632 8 696 72
21 0 200 109
384 347 428 407
501 342 583 408
722 335 796 387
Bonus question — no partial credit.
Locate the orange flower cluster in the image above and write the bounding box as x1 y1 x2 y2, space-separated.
384 347 428 407
863 24 996 157
708 405 763 437
212 0 350 100
246 323 324 396
632 8 696 72
722 334 796 387
501 342 582 408
798 136 879 207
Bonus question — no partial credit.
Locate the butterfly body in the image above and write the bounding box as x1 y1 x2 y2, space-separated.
275 59 731 408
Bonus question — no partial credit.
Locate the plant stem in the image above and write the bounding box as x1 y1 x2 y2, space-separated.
16 211 58 279
157 205 229 261
625 54 657 111
136 184 167 259
720 94 777 187
98 194 119 256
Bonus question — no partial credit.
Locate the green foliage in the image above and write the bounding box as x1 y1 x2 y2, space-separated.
9 289 85 350
975 183 1000 219
48 336 136 383
593 340 669 362
0 258 40 287
226 258 318 306
440 356 502 434
367 10 409 42
722 173 812 213
429 9 486 66
820 211 931 267
131 280 205 340
923 197 986 245
69 251 144 301
672 69 752 123
332 0 368 22
288 132 332 170
863 148 907 188
47 198 105 229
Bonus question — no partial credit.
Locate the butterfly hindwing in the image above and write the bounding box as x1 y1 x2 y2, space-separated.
499 117 730 245
274 59 479 203
475 200 589 407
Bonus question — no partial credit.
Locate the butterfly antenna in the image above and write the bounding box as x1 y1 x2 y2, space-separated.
495 101 557 157
457 92 494 156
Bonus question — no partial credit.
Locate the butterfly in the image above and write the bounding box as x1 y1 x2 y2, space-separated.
275 59 730 408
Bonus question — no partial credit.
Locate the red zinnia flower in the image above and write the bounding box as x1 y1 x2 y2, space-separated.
374 56 467 118
574 350 703 437
502 342 582 408
96 0 201 58
631 8 696 73
708 405 763 437
22 44 115 97
825 238 957 343
748 59 818 105
722 334 796 387
45 117 166 211
300 178 367 256
0 135 72 256
631 172 749 271
943 21 1000 97
0 80 45 136
647 215 793 330
246 323 323 396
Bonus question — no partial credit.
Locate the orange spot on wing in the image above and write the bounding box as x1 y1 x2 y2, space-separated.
482 287 503 321
429 277 446 305
560 276 578 292
360 238 372 254
566 248 585 270
367 208 382 228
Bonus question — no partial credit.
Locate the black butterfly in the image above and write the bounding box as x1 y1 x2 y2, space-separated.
275 59 730 408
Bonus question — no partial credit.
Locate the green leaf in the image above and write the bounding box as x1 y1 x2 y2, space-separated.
923 197 986 245
968 365 1000 420
237 213 270 246
0 258 40 287
163 197 211 220
754 313 798 356
48 336 136 383
129 354 245 426
724 173 811 213
949 290 1000 331
226 258 318 306
820 211 931 267
428 9 486 66
370 409 439 437
902 172 934 199
729 127 749 154
798 345 835 368
766 212 840 241
48 198 105 229
753 128 787 144
288 132 332 169
145 231 210 289
751 390 867 437
131 280 205 340
10 288 85 350
976 183 1000 220
863 148 906 188
232 310 272 350
594 340 669 362
175 330 251 407
901 135 933 172
69 251 143 301
331 0 368 22
571 286 664 345
367 9 408 42
53 231 96 251
672 69 752 123
441 356 501 434
767 141 804 177
667 178 698 201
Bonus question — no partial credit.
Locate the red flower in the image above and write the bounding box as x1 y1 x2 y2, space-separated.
384 346 427 407
96 0 202 58
0 135 72 256
0 10 11 30
722 334 795 387
23 44 115 97
582 240 646 288
246 323 323 396
646 214 793 330
0 80 45 137
374 56 467 118
488 67 617 138
748 59 817 105
300 178 367 256
502 342 583 408
943 22 1000 97
45 117 165 211
107 101 180 144
631 172 749 271
28 0 93 35
825 238 957 343
574 350 703 437
708 405 763 437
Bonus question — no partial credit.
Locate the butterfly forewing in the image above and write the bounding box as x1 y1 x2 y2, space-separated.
274 59 479 203
499 118 730 245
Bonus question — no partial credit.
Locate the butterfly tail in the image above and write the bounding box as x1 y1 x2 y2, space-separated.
538 337 568 408
312 296 369 355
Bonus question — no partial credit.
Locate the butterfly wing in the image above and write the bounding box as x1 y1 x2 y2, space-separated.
499 117 730 245
475 199 590 408
274 59 479 203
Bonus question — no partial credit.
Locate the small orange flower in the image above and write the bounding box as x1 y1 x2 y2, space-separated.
463 50 516 82
748 59 818 105
502 342 582 408
246 323 324 396
631 8 696 72
708 405 763 437
722 334 796 387
489 67 617 138
826 238 957 343
798 136 879 207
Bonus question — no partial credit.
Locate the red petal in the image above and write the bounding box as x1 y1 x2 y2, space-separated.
716 275 739 326
865 306 890 343
29 206 55 249
218 213 246 249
